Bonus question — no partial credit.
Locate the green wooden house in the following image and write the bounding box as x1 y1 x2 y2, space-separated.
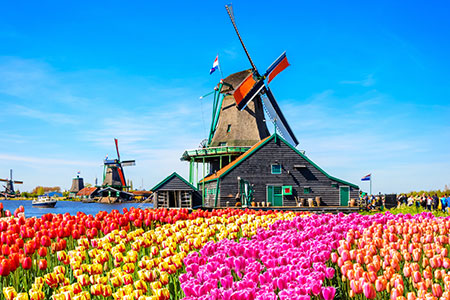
200 134 359 207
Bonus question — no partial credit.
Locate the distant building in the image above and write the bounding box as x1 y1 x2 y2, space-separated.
151 172 202 209
76 187 98 201
69 175 84 198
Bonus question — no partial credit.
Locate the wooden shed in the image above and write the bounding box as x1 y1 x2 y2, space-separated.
151 172 202 209
200 134 359 207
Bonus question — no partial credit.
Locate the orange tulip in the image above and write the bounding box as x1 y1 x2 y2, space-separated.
432 283 443 297
412 271 422 283
406 292 416 300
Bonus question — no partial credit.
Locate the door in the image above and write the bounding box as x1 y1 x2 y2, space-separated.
267 185 283 206
340 186 350 206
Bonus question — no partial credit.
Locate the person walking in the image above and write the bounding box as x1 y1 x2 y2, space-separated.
433 194 439 210
426 196 432 211
441 194 447 212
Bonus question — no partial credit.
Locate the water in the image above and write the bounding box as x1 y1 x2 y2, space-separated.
0 200 153 218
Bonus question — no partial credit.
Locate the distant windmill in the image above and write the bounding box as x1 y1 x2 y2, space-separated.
0 169 23 197
224 4 298 147
102 139 135 190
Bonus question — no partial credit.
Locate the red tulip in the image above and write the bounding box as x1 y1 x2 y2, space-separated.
0 259 10 276
1 244 10 256
40 236 51 247
22 256 32 270
38 259 47 270
38 247 47 257
71 229 80 240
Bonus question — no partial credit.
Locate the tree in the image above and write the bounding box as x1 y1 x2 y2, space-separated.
36 187 45 196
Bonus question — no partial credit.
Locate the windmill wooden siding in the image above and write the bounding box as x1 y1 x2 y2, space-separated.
202 134 359 207
151 173 202 209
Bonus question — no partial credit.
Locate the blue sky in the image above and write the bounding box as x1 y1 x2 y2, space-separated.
0 1 449 194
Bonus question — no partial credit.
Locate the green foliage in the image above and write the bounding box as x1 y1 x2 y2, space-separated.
20 192 31 198
36 187 45 196
360 204 449 217
403 188 449 198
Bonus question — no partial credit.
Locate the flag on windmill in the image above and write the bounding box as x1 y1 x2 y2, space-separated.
210 55 220 75
361 174 371 181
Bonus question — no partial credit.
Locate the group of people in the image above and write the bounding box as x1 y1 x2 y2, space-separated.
360 194 385 211
397 193 450 211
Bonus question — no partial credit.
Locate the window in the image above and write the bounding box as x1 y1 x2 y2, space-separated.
227 124 231 133
219 142 227 147
271 164 282 174
304 187 311 194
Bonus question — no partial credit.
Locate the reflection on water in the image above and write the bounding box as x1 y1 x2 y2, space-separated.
0 200 153 218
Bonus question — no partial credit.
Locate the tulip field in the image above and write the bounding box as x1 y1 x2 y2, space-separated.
1 206 450 300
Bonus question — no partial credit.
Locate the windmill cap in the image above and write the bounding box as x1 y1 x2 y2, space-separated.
219 69 252 94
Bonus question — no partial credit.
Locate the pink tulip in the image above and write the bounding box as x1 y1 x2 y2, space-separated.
363 282 376 299
321 286 336 300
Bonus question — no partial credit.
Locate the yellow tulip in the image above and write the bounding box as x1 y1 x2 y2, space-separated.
3 287 17 300
29 290 45 300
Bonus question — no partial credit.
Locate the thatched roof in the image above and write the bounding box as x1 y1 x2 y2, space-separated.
210 69 269 147
219 69 253 94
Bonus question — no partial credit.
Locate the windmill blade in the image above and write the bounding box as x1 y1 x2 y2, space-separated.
0 179 8 182
262 87 299 147
264 51 290 84
114 138 121 161
224 4 259 75
121 160 136 167
104 159 117 165
234 76 265 111
117 166 126 187
13 181 23 184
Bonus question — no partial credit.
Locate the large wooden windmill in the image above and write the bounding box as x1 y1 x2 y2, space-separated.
102 139 135 190
0 169 23 197
181 4 298 187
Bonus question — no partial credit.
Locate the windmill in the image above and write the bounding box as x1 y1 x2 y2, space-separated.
102 139 135 190
0 169 23 197
224 4 299 147
181 4 298 187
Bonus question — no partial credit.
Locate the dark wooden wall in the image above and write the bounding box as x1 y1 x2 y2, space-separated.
155 176 194 191
203 138 359 207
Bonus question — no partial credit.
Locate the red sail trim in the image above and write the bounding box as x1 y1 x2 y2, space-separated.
232 74 256 107
117 167 126 186
267 56 290 84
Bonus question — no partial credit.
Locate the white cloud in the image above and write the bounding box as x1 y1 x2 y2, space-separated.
340 74 375 87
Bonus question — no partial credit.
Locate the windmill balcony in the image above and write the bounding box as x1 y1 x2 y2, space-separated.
180 146 251 162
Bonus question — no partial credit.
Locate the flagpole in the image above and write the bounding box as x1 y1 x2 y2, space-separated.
370 174 372 196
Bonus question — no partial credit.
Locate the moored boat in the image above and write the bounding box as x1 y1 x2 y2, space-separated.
32 196 57 208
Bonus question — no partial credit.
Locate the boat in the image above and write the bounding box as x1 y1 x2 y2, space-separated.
32 196 57 208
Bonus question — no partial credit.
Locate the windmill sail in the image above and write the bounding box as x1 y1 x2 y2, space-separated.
121 160 136 167
264 51 290 84
102 139 135 190
235 77 265 110
262 88 298 147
